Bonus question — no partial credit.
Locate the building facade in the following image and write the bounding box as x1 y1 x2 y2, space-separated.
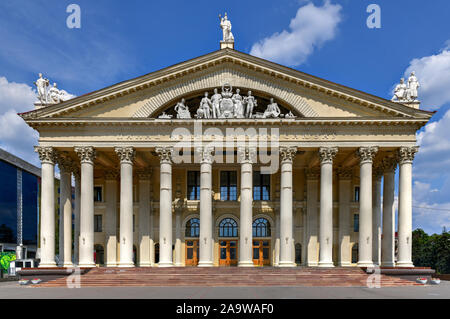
20 45 433 268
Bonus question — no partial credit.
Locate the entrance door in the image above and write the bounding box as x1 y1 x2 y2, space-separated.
185 240 199 266
252 240 270 266
219 240 238 266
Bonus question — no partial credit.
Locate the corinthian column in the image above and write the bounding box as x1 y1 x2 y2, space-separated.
156 147 174 267
35 146 58 267
372 166 383 266
238 146 256 267
115 147 136 267
397 146 418 267
105 169 118 267
318 147 338 267
381 157 397 267
356 146 378 267
279 146 297 267
137 169 152 267
75 146 96 268
57 153 74 267
198 146 214 267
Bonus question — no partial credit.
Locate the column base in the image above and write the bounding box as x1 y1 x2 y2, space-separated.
238 261 254 267
158 262 174 267
381 262 395 267
396 261 414 268
78 262 96 268
198 261 214 267
138 262 152 267
106 262 118 267
174 262 184 267
338 262 352 267
357 261 374 267
38 262 57 268
306 262 318 267
278 261 296 267
117 262 135 268
318 261 335 268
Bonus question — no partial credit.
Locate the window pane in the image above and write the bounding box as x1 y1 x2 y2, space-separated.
230 248 236 259
220 248 226 259
263 248 269 259
253 248 259 259
187 248 193 259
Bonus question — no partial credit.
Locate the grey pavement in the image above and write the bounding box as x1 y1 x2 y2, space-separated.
0 281 449 299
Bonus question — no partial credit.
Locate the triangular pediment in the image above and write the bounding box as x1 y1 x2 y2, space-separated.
20 49 433 121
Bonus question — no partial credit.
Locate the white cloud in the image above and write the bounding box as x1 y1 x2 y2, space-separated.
249 1 342 66
404 46 450 110
0 77 40 166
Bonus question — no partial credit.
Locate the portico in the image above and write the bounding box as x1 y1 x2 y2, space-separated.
22 27 432 269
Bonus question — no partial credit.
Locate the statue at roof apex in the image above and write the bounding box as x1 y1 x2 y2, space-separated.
34 73 72 108
219 13 234 42
34 73 50 104
392 71 420 105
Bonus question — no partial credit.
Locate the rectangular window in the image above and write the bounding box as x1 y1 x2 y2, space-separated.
354 186 360 202
253 171 271 201
220 171 237 201
353 214 359 232
187 171 200 200
94 215 102 232
94 186 102 202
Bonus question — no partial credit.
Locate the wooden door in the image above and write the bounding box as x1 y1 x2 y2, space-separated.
253 240 270 266
219 240 238 266
185 240 199 266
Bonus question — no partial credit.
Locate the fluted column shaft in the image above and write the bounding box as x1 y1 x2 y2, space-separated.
372 168 383 265
198 147 214 267
156 147 173 267
115 147 136 267
381 157 397 267
338 169 352 266
35 147 57 267
58 155 73 267
105 171 118 267
318 147 337 267
279 146 297 267
356 147 378 267
238 146 255 267
75 146 96 267
138 170 152 267
397 147 418 267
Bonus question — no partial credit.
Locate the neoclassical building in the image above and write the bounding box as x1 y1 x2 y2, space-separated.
20 39 433 269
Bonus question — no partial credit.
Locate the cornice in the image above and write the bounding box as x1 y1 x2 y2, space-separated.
19 49 434 121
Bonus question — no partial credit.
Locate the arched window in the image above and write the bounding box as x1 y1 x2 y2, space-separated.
219 218 238 237
185 218 200 237
252 218 271 237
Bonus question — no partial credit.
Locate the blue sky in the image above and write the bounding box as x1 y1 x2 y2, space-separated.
0 0 449 234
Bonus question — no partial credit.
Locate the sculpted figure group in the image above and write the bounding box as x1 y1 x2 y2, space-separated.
392 71 420 103
34 73 70 105
168 83 296 120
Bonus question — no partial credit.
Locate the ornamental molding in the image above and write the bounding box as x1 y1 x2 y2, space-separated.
35 146 58 165
237 146 257 163
155 146 174 163
356 146 378 164
319 147 338 164
397 146 419 164
280 146 297 163
114 146 136 164
74 146 96 164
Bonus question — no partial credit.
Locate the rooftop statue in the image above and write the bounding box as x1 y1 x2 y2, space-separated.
243 90 257 118
407 71 420 102
174 98 191 119
232 88 245 118
392 71 420 103
392 78 408 102
34 73 50 104
48 83 62 104
263 98 281 118
211 88 222 118
219 13 234 42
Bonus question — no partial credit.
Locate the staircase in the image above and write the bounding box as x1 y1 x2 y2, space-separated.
35 267 421 287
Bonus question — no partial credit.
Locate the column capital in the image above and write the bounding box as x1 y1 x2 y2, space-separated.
155 146 173 163
105 169 119 181
397 146 419 165
137 168 152 180
319 147 338 164
115 146 136 164
196 146 215 164
337 167 353 180
280 146 297 163
305 168 320 180
35 146 58 165
74 146 96 164
356 146 378 164
57 152 74 173
237 146 257 164
381 156 398 173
